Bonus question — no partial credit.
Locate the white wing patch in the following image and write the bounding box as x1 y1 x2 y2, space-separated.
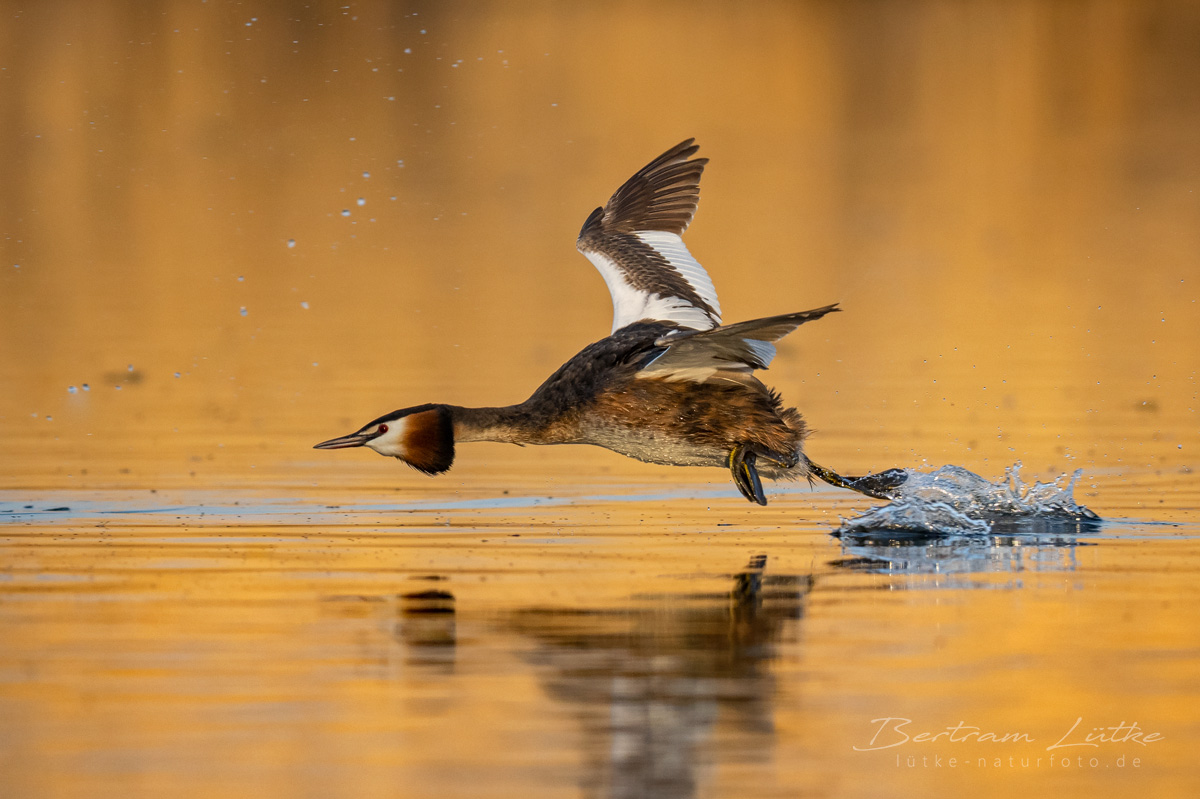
582 231 722 334
632 231 722 323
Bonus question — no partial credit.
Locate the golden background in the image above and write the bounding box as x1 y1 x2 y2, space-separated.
3 0 1197 489
1 3 1198 798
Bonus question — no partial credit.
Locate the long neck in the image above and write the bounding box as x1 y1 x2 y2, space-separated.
448 404 546 444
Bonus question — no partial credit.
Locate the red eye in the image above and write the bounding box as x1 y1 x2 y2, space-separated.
379 424 389 434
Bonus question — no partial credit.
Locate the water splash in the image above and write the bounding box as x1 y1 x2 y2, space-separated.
841 500 990 535
838 462 1099 536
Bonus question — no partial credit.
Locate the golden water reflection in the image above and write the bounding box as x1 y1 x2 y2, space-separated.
500 556 807 799
2 492 1199 797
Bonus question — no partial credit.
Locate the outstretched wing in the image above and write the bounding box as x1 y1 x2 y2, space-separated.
639 304 841 382
577 139 722 334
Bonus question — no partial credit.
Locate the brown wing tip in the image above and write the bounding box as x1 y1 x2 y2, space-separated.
578 206 604 241
662 137 699 161
584 139 711 238
639 138 704 180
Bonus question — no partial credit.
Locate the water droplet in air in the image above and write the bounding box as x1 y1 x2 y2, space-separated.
68 386 77 394
341 209 351 217
240 307 248 317
362 171 370 179
300 301 309 309
82 384 90 392
174 372 181 378
287 239 296 248
356 197 365 206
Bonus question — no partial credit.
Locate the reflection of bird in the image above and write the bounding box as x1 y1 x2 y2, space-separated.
315 139 898 504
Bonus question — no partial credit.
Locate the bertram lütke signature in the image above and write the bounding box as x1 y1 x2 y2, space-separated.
853 717 1164 752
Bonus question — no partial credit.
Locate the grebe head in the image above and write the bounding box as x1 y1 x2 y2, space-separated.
313 403 455 474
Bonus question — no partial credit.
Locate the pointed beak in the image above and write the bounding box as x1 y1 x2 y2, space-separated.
313 431 374 450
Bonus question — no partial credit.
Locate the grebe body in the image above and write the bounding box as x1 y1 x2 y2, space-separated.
316 140 900 505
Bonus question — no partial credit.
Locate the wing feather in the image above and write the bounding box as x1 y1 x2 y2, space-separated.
639 305 841 382
577 139 722 333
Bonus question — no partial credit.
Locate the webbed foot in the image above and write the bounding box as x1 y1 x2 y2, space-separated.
805 458 907 500
729 444 768 506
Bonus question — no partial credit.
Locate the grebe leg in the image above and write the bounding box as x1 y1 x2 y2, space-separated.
804 458 907 500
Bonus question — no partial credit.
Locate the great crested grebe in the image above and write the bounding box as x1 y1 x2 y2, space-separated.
315 139 902 505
